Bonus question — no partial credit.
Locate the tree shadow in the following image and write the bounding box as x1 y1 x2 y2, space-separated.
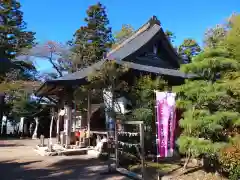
0 160 51 180
128 160 183 179
182 166 203 175
0 137 21 140
156 156 183 165
0 143 25 147
47 158 131 179
0 158 131 180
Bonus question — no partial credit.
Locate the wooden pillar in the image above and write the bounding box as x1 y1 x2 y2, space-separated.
140 123 145 180
115 121 119 168
56 99 64 143
64 103 72 147
49 107 55 144
72 103 76 132
1 116 6 135
56 115 60 143
87 90 91 146
19 117 24 136
64 104 68 146
32 117 38 139
0 93 5 135
64 89 73 148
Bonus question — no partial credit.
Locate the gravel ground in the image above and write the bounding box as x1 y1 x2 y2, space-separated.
0 138 130 180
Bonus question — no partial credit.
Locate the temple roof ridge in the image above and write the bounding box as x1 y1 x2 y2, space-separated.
107 16 161 57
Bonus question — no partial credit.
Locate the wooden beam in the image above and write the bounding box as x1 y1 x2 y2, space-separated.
44 85 57 95
90 131 108 135
120 121 144 125
46 96 57 104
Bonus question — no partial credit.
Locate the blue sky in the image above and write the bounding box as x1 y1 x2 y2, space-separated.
20 0 239 72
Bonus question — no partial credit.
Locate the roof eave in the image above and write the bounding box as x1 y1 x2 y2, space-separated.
35 82 47 97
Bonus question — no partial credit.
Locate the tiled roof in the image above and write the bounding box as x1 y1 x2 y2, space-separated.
36 16 194 96
108 24 161 61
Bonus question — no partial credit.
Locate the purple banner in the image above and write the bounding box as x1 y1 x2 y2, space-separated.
156 92 176 158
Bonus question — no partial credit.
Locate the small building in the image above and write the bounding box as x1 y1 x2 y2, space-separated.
35 16 194 147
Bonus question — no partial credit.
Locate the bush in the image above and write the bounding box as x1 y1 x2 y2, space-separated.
219 140 240 180
229 165 240 180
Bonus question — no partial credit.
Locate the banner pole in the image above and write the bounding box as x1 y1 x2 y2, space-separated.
154 90 160 180
155 104 160 180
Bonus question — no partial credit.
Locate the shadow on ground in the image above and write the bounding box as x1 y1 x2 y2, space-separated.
0 137 27 147
0 143 25 147
0 158 130 180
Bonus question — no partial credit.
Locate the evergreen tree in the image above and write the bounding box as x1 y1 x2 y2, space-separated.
69 2 115 122
71 2 113 70
178 38 201 64
165 30 179 57
226 14 240 60
114 24 134 44
0 0 35 75
0 0 37 134
165 30 176 43
88 60 129 111
131 76 166 127
174 14 240 172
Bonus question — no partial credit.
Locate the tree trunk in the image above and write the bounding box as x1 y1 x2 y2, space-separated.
183 150 191 170
32 117 39 139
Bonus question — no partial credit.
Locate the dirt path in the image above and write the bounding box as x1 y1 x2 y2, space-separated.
0 139 130 180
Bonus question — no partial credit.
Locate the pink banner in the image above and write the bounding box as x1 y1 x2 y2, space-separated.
156 92 176 158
